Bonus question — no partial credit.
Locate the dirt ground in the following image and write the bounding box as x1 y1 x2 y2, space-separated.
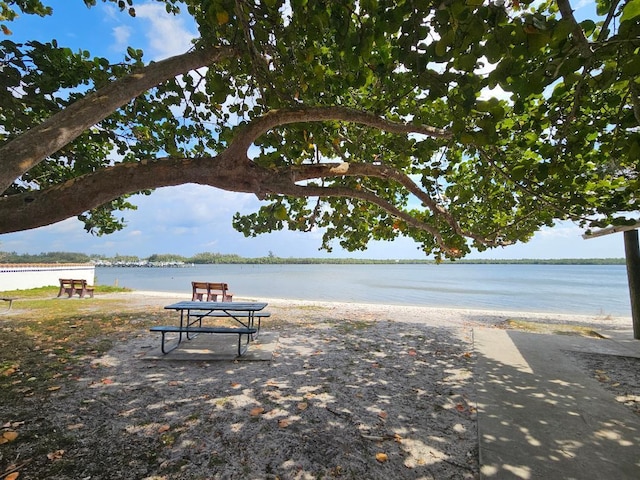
1 292 638 479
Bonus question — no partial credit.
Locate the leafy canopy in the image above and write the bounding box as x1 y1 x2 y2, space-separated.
0 0 639 259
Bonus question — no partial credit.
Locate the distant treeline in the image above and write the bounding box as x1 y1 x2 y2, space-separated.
0 250 627 265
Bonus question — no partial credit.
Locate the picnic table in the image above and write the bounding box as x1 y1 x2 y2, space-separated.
151 301 270 356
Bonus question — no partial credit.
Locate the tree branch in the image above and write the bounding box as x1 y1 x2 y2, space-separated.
230 106 452 153
556 0 592 57
0 45 238 194
0 154 261 233
0 149 502 255
273 181 505 256
288 161 506 248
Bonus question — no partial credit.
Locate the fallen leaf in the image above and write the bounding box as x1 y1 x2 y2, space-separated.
278 419 290 428
297 402 308 411
375 452 388 463
250 407 265 416
231 382 241 388
6 472 19 480
378 411 388 419
157 424 170 433
47 386 61 391
408 349 417 356
2 431 18 442
456 403 465 412
47 449 65 461
101 378 114 385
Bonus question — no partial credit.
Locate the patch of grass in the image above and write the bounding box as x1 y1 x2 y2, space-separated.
332 319 374 334
0 285 131 299
0 293 173 404
503 319 606 338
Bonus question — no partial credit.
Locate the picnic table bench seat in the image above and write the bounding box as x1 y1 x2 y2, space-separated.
150 325 257 355
58 279 94 298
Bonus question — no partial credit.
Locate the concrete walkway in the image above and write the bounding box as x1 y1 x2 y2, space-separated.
474 327 640 479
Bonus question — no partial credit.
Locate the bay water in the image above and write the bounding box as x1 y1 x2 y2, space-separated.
95 263 631 317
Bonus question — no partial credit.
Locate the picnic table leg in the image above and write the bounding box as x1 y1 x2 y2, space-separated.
179 310 187 343
1 298 16 313
237 332 251 356
249 312 260 340
185 309 204 340
159 330 180 354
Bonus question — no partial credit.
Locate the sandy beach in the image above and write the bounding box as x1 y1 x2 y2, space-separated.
2 291 637 479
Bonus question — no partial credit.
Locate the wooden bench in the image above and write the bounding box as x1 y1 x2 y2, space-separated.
191 282 233 302
57 279 94 298
150 326 257 356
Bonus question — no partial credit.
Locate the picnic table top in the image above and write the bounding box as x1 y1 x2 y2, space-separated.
164 301 268 311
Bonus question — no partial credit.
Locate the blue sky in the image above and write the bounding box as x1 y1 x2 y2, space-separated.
0 1 623 259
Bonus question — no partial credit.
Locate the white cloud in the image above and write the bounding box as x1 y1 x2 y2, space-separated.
134 3 197 59
111 25 131 51
536 222 600 240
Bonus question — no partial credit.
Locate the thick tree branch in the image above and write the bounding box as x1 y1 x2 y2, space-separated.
0 149 502 255
0 154 262 233
0 97 454 241
230 106 452 153
0 45 238 194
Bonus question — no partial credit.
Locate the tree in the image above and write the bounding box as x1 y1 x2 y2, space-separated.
1 0 639 260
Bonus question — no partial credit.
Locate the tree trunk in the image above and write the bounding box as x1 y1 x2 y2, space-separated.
623 229 640 339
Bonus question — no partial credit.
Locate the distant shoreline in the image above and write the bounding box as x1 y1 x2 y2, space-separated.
93 257 626 267
0 250 627 266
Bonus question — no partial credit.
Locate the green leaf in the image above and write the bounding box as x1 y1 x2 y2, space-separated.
273 205 288 221
621 0 640 22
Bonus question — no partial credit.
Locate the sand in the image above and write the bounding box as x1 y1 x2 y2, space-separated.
3 291 635 479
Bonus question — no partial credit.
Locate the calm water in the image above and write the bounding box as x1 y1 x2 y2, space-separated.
95 264 631 317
